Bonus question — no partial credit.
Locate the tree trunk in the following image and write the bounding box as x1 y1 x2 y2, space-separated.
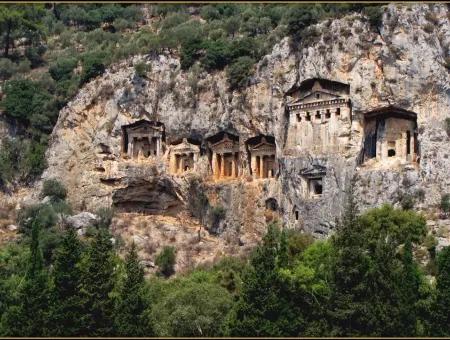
4 19 11 58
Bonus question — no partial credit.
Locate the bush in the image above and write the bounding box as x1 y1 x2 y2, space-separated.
200 39 232 71
226 56 255 90
94 207 114 229
49 57 78 81
399 193 415 210
441 194 450 213
17 59 31 74
155 246 177 277
80 52 106 84
17 203 57 236
363 5 383 29
0 138 47 187
1 79 58 136
24 45 47 68
134 61 151 78
41 179 67 202
0 58 17 80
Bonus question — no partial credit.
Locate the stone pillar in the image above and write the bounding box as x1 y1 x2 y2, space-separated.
127 141 132 158
410 130 415 161
400 132 407 160
232 152 238 178
156 137 161 156
381 140 387 160
170 152 176 173
260 155 265 179
251 155 257 179
220 153 226 178
212 152 218 179
179 155 185 173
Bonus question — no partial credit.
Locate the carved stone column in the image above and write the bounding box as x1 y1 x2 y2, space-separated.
220 153 226 178
251 155 257 179
260 155 265 179
212 152 218 179
232 152 237 178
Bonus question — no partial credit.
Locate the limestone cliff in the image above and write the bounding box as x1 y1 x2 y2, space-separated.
38 4 450 271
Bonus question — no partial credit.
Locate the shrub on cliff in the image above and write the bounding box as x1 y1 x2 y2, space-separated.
441 194 450 213
155 246 176 277
226 56 255 91
41 179 67 202
80 52 106 85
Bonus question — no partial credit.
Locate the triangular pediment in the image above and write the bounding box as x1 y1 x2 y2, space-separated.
288 90 342 105
300 164 327 178
251 141 276 150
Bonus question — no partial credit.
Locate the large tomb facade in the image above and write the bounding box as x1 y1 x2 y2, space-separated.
285 78 352 153
169 138 200 175
208 132 240 180
121 120 165 160
246 135 277 179
362 106 419 166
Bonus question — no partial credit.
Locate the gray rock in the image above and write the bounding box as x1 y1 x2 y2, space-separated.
66 212 99 229
7 224 18 231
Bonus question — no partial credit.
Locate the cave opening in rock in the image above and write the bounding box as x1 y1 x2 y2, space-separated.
265 198 278 211
112 179 182 216
309 178 323 196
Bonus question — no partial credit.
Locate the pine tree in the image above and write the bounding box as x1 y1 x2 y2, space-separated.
228 223 305 336
49 228 84 336
431 246 450 336
398 238 421 336
0 221 50 336
114 242 152 336
328 178 367 336
329 179 425 336
79 228 116 336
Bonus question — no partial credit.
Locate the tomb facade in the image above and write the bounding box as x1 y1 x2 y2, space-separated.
286 78 352 153
208 132 240 180
299 164 326 199
362 106 419 165
121 120 165 160
247 135 277 179
169 138 200 175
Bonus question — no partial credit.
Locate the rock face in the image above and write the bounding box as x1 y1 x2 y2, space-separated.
41 3 450 251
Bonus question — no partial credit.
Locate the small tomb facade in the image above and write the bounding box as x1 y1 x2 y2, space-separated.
208 132 240 179
362 106 419 165
300 164 326 199
247 135 277 179
121 120 165 160
286 78 351 153
169 138 200 175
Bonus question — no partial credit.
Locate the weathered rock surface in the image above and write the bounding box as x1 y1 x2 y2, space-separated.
24 4 450 267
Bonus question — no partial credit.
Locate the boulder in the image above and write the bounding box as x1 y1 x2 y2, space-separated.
66 212 99 229
7 224 18 231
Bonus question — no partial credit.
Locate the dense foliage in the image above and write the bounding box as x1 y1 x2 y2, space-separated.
0 179 448 336
0 3 385 188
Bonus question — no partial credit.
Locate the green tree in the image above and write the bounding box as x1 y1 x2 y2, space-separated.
1 79 58 136
114 243 152 336
79 228 116 336
228 223 305 336
155 246 176 277
431 246 450 336
41 178 67 202
226 56 255 91
0 222 50 336
328 180 427 336
0 5 45 58
48 228 84 336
